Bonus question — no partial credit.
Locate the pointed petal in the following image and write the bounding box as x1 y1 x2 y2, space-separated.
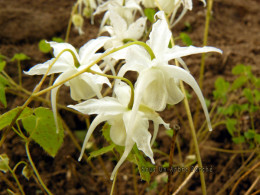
79 37 110 64
148 11 171 58
162 65 212 131
68 97 126 115
126 17 146 40
164 45 223 61
182 0 193 10
24 58 70 75
78 114 112 161
109 9 127 37
110 136 135 180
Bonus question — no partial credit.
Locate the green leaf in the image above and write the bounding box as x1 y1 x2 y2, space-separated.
0 107 33 130
243 88 254 103
0 83 7 107
52 37 64 43
213 77 230 103
0 154 9 173
254 89 260 102
255 78 260 88
144 8 156 23
22 107 64 157
133 146 154 183
102 123 111 142
232 64 246 75
225 118 237 136
244 130 255 139
180 32 192 46
88 144 115 161
166 129 173 137
11 53 30 62
231 76 247 90
38 40 51 53
205 98 211 109
255 134 260 144
232 136 245 144
0 61 6 72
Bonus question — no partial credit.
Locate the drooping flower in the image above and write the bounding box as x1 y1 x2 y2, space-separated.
25 37 111 131
116 11 222 131
68 82 169 180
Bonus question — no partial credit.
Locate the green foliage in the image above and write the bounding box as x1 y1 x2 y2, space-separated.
88 144 115 161
39 40 51 53
225 118 237 136
52 37 64 43
0 61 6 72
144 8 156 23
0 107 33 130
180 32 192 46
133 146 154 183
213 77 230 103
166 129 173 137
11 53 30 62
22 107 64 157
232 136 245 144
215 64 259 147
0 154 9 173
0 76 9 108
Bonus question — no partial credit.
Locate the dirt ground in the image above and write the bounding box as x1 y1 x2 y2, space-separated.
0 0 259 194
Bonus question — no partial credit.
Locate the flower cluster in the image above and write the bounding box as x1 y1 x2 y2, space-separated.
26 1 222 180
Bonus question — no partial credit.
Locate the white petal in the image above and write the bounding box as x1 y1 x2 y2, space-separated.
51 70 76 133
109 117 126 146
48 42 79 67
79 37 110 64
109 9 127 37
166 77 184 105
110 136 135 180
123 111 155 164
136 68 168 111
162 65 212 131
164 45 223 61
114 82 131 107
78 114 112 161
148 11 171 58
126 17 146 40
68 97 126 115
24 59 71 75
182 0 193 10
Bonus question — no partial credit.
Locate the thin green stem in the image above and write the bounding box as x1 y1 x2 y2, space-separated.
13 161 28 173
88 69 134 109
25 141 53 195
65 1 80 42
17 60 22 86
0 156 25 195
110 170 118 195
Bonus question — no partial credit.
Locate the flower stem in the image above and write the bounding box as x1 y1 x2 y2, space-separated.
25 141 53 195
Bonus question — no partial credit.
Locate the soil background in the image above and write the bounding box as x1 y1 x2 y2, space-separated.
0 0 259 194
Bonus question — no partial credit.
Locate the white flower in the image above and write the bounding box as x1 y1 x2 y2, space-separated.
94 0 142 30
101 9 146 49
68 82 169 180
25 37 111 131
117 11 222 131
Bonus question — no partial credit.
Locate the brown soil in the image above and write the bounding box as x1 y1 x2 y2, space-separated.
0 0 259 195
